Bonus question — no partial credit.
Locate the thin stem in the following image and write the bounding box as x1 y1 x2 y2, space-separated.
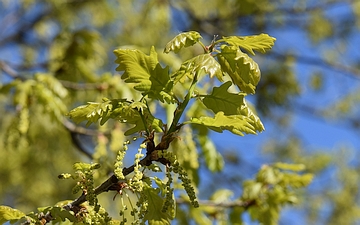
167 71 199 134
198 41 209 53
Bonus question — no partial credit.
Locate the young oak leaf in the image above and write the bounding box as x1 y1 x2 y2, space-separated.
221 33 276 55
142 183 174 225
172 54 222 84
67 99 164 135
106 102 164 135
164 31 202 53
67 99 118 126
113 46 175 103
202 80 265 133
202 81 246 115
185 111 259 136
0 206 26 224
217 45 260 94
238 100 265 133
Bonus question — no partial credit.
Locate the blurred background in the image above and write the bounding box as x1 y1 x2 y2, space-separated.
1 0 360 224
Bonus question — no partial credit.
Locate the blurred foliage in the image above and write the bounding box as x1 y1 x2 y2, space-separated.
1 0 360 224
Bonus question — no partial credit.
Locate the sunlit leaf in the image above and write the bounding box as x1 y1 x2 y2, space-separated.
67 98 164 135
221 33 276 55
273 162 306 171
238 100 265 132
114 47 175 103
172 54 222 84
73 162 100 171
241 180 262 200
202 81 246 115
186 111 258 136
281 173 314 188
0 206 26 224
164 31 202 53
210 189 234 203
67 98 125 126
217 45 260 94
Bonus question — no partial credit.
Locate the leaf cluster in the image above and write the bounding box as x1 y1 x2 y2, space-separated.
69 31 275 137
0 31 313 225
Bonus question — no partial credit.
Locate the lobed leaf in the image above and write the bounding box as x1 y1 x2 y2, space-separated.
164 31 202 53
217 45 260 94
221 33 276 55
67 98 164 135
67 98 123 126
142 183 173 225
37 206 76 223
186 111 258 136
114 47 175 103
202 82 264 133
0 206 26 224
172 54 222 84
237 99 265 133
202 81 246 115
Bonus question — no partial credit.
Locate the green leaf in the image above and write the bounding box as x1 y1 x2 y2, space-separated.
281 173 314 188
186 111 258 136
0 206 26 224
241 180 262 200
237 100 265 133
37 206 76 223
164 31 202 53
198 131 223 172
202 82 264 132
273 163 306 171
210 189 234 203
202 81 246 115
217 45 260 94
73 162 100 171
172 54 223 84
142 184 173 225
35 73 68 98
221 33 276 55
67 98 125 126
114 46 175 103
68 98 164 135
121 104 164 135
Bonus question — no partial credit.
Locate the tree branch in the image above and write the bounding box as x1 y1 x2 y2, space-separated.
64 150 154 210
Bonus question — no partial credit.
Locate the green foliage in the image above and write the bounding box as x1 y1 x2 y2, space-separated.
241 163 313 225
216 45 261 94
187 111 262 136
114 47 175 103
219 34 276 55
0 206 26 224
1 1 360 225
172 53 223 84
71 32 270 137
0 18 312 224
164 31 202 53
67 98 164 135
32 31 290 224
141 182 175 225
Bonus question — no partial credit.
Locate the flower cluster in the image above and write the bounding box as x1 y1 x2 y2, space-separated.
114 140 130 180
158 151 199 207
